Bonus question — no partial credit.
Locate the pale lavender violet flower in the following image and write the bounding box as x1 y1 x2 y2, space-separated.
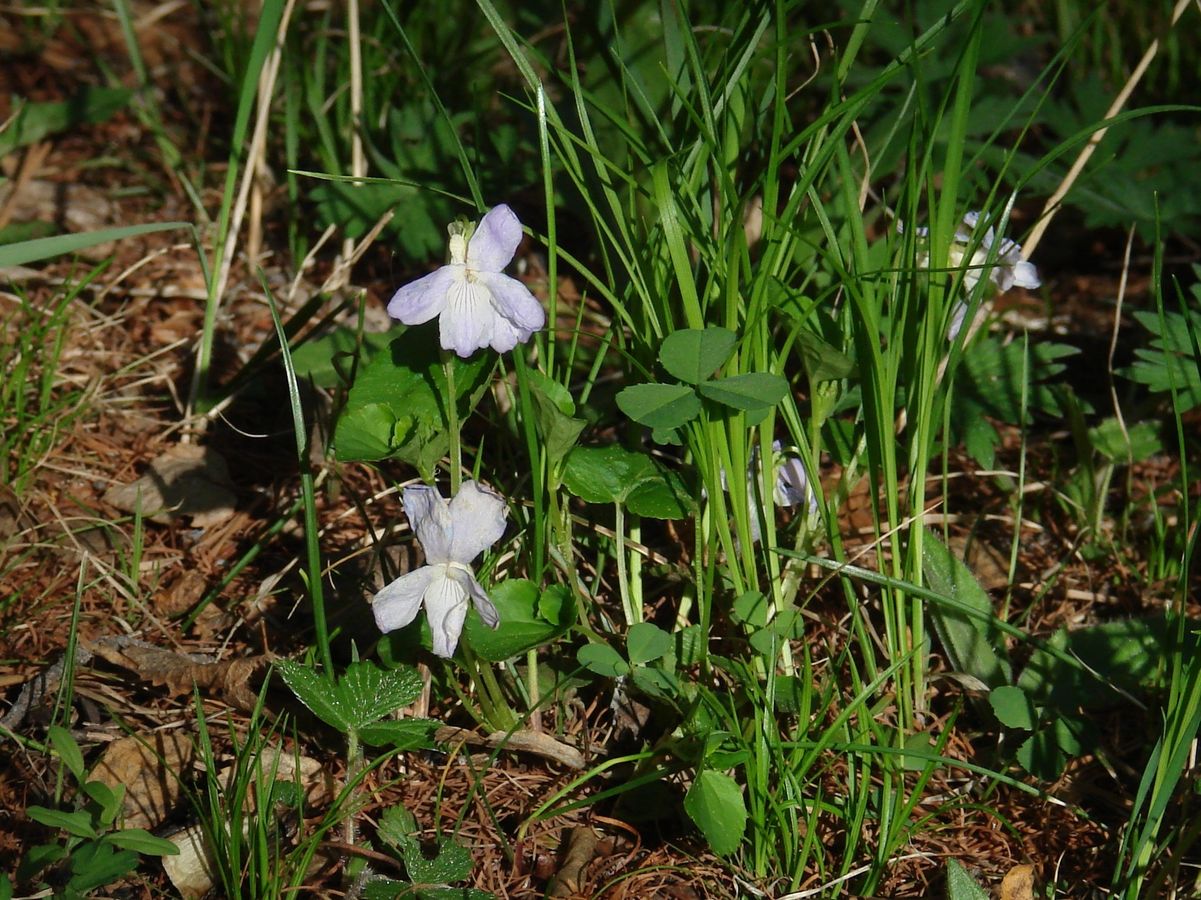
719 441 819 543
949 211 1041 294
908 210 1041 296
372 481 505 658
387 204 546 358
902 210 1041 340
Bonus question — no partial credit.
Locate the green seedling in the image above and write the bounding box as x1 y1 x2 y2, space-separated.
17 726 178 897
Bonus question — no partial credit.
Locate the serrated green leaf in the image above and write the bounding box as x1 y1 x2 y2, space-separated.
402 836 473 886
696 373 788 411
577 643 630 677
952 336 1078 430
332 402 403 461
626 622 672 665
537 585 574 627
463 579 570 661
945 859 990 900
562 445 656 504
658 328 737 384
989 685 1037 730
1054 714 1087 757
422 889 495 900
527 371 587 466
362 877 409 900
276 660 351 732
624 468 694 519
524 368 575 416
291 327 392 388
683 770 746 856
378 803 419 850
359 718 441 750
337 661 424 729
1088 418 1163 463
1018 615 1185 707
616 383 702 428
921 529 1012 689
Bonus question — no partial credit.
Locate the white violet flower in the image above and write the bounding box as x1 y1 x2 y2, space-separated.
387 204 546 358
720 441 819 543
909 210 1041 295
902 209 1041 340
372 481 506 658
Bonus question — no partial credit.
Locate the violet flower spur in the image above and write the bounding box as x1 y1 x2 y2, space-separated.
387 204 546 358
372 481 506 658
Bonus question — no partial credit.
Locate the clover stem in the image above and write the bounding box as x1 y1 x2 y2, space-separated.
344 726 361 849
628 514 644 623
441 352 462 495
613 502 640 625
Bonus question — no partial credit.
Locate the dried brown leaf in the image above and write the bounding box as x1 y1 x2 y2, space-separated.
152 570 208 617
90 635 266 710
436 726 585 770
548 826 599 897
103 444 236 529
1001 864 1036 900
218 747 336 808
162 824 219 900
92 731 196 831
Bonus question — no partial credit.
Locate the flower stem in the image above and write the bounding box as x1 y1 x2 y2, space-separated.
441 351 462 495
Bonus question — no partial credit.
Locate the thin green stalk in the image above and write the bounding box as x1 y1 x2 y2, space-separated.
263 273 334 679
441 352 462 495
512 350 546 580
613 502 639 625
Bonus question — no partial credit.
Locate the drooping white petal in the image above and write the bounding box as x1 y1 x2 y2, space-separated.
372 567 439 633
485 311 525 354
479 271 546 332
1011 258 1040 290
462 573 500 628
957 211 981 241
447 481 507 564
424 567 471 658
402 485 453 563
467 204 522 273
441 275 495 358
387 266 458 325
